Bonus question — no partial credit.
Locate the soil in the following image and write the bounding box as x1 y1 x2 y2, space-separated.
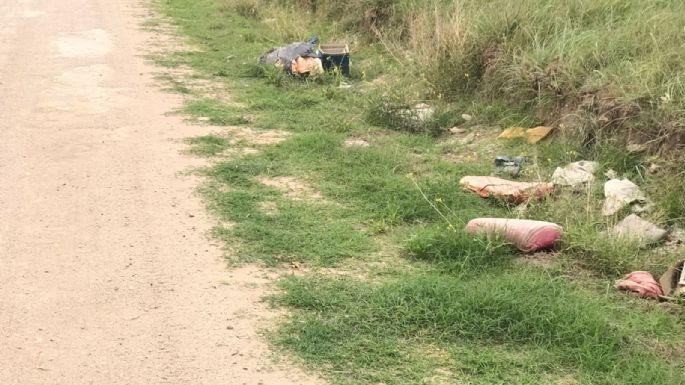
258 177 324 201
0 1 320 384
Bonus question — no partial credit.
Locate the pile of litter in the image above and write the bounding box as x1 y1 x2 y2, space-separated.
458 153 681 302
259 37 322 75
259 37 350 77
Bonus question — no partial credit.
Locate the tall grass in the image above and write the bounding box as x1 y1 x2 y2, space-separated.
283 0 685 154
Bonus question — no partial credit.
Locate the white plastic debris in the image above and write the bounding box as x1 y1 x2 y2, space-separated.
602 178 647 216
610 214 668 245
551 161 599 187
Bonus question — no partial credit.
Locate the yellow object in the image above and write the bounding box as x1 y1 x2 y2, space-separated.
526 126 553 144
498 126 553 144
498 127 526 139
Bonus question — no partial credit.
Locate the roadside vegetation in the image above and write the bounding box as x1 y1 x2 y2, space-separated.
154 0 685 383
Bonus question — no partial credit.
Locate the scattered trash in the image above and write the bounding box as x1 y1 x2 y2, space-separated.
465 218 562 252
460 176 554 205
494 156 524 178
412 103 434 122
461 113 473 121
602 178 649 216
259 37 330 76
525 126 553 144
320 44 350 77
614 271 663 298
610 214 668 246
659 260 685 297
498 127 526 139
551 161 598 187
291 56 324 76
498 126 553 144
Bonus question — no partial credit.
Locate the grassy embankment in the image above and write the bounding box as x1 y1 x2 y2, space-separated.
153 0 685 384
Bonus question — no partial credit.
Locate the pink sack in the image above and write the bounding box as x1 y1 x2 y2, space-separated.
614 271 663 298
459 176 554 205
464 218 562 252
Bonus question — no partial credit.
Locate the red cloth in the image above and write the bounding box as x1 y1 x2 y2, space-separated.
614 271 663 298
464 218 562 252
459 176 554 205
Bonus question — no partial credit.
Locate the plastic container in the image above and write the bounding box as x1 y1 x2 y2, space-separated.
320 44 350 77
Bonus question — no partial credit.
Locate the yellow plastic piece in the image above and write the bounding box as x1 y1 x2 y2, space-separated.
498 127 526 139
526 126 553 144
498 126 553 144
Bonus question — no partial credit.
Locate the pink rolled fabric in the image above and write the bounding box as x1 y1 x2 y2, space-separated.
614 271 663 298
464 218 562 252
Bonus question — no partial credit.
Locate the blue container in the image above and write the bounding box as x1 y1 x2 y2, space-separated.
321 44 350 77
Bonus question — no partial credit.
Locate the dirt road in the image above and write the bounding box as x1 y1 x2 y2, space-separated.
0 1 317 384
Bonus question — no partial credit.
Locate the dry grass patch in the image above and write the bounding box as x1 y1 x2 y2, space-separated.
230 127 291 145
258 176 323 201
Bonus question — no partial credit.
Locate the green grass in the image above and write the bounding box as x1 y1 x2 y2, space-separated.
155 0 685 383
275 270 684 385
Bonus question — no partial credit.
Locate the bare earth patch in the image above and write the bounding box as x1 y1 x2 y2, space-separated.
229 126 291 146
258 176 323 201
344 138 370 147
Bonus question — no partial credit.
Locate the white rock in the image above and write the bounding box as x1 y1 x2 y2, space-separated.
611 214 667 245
